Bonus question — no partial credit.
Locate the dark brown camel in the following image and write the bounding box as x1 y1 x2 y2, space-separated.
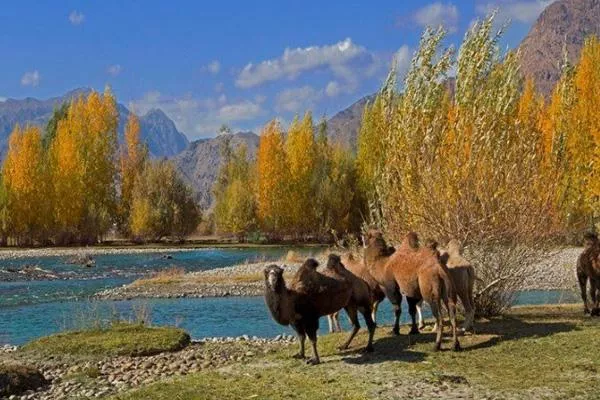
264 256 375 365
577 232 600 316
362 230 403 335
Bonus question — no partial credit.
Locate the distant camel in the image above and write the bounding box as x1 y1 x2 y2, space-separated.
264 256 375 365
576 232 600 316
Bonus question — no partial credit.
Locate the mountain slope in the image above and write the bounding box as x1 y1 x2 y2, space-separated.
173 132 260 209
0 88 188 158
325 95 374 151
519 0 600 96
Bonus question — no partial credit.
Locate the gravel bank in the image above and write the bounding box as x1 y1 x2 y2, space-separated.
0 247 201 261
96 248 583 301
0 335 296 400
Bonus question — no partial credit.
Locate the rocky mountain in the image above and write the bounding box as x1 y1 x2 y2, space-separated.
519 0 600 96
325 95 374 151
173 131 260 209
0 88 188 158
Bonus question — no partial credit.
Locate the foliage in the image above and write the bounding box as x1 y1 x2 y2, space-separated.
130 160 201 241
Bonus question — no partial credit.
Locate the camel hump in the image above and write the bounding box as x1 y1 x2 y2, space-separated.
424 239 439 251
302 258 320 270
400 232 419 251
326 254 349 275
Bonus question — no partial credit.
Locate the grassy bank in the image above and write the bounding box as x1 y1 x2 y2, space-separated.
111 305 600 400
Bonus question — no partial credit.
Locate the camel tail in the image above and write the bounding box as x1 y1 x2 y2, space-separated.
439 265 458 306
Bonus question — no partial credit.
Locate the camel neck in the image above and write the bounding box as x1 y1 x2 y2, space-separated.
265 283 293 326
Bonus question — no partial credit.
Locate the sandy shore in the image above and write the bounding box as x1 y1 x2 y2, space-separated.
0 246 205 260
96 247 583 301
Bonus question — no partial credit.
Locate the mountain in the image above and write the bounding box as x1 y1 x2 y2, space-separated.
0 88 188 158
325 95 374 151
173 131 260 209
519 0 600 96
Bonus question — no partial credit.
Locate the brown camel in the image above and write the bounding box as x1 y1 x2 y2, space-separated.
264 256 375 365
417 239 476 333
577 232 600 316
362 230 404 335
327 252 386 333
366 231 461 351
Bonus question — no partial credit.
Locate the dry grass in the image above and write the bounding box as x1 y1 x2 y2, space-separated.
131 267 186 287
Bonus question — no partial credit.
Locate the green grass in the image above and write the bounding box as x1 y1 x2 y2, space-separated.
21 323 190 357
112 305 600 400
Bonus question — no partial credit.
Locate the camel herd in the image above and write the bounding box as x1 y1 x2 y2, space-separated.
264 230 600 365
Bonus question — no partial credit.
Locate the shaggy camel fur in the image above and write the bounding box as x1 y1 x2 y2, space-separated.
416 239 476 333
327 252 386 333
367 231 461 351
577 232 600 316
264 257 375 365
362 231 404 335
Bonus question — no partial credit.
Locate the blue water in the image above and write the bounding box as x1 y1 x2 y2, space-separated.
0 247 580 346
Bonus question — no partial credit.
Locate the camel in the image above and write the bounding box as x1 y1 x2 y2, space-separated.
416 239 476 333
264 256 375 365
366 230 461 351
362 230 404 335
576 232 600 316
327 252 386 333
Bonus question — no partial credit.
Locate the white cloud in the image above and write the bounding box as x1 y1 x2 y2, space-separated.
107 64 122 77
203 60 221 75
406 3 460 33
21 70 40 87
0 97 6 102
275 86 324 113
236 38 372 88
325 81 341 97
69 10 85 25
129 91 263 138
395 45 412 79
476 1 551 24
254 94 267 104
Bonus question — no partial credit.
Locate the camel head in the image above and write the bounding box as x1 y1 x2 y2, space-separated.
583 232 599 249
326 254 346 274
424 239 439 251
301 258 320 270
264 265 285 292
447 239 463 255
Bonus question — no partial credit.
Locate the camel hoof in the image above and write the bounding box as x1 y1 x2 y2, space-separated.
363 345 374 353
306 358 320 365
391 327 400 336
453 342 462 352
591 308 600 317
584 308 590 315
409 327 420 335
292 353 306 360
337 345 349 351
433 343 441 352
418 324 425 331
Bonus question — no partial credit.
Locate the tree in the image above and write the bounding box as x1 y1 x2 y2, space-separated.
213 140 256 238
44 103 69 150
255 120 290 236
130 160 200 241
284 112 316 236
119 113 148 233
2 125 50 244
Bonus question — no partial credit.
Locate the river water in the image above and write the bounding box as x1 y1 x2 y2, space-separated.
0 247 579 346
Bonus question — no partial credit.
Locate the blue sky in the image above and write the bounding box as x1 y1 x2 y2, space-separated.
0 1 552 140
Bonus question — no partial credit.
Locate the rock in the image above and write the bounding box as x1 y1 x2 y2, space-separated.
0 364 48 397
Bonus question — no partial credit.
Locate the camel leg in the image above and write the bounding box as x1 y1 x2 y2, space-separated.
416 300 426 330
578 272 590 315
305 319 320 365
383 284 402 335
407 297 421 335
335 313 343 332
362 307 376 353
371 300 380 326
339 305 360 350
459 291 475 333
291 323 306 359
430 300 443 351
591 280 600 317
327 315 334 333
447 300 462 351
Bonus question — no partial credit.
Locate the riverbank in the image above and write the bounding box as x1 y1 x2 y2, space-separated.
97 247 581 301
2 305 599 400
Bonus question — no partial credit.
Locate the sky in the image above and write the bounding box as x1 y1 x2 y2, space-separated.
0 0 553 141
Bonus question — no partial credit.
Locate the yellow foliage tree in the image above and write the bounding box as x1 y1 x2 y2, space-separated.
256 120 290 236
120 113 147 233
2 125 50 244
